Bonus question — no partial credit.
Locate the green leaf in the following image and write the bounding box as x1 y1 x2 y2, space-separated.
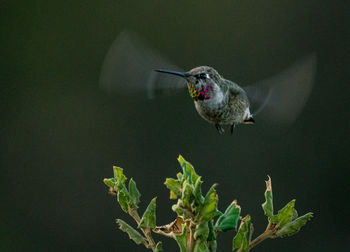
139 197 157 229
276 212 313 237
116 219 147 245
177 172 184 182
182 181 194 209
208 240 217 252
172 204 193 219
194 221 209 240
128 178 141 209
233 215 253 252
113 166 127 184
199 184 218 221
117 190 129 213
177 155 199 184
155 242 163 252
103 178 116 187
215 200 241 232
214 210 224 219
193 176 204 203
116 179 130 212
194 239 210 252
261 176 274 219
175 224 188 252
271 199 296 226
207 220 216 241
164 178 182 199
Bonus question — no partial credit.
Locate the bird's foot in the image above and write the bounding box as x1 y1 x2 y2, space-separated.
230 124 235 134
215 124 225 134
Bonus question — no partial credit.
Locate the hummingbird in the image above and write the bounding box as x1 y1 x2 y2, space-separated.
154 67 255 134
99 31 316 134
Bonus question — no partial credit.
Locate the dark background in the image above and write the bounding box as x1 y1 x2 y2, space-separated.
1 0 349 251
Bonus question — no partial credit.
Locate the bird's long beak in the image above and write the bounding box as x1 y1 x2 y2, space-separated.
154 69 192 78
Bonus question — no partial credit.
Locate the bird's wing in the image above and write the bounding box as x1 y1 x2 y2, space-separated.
243 54 317 125
99 30 187 99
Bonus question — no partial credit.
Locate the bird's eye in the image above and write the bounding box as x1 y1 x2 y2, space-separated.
199 73 207 79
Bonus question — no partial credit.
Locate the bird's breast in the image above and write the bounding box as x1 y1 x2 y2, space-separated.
194 91 249 124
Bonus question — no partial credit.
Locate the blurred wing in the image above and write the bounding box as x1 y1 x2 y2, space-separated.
244 53 317 125
99 30 186 99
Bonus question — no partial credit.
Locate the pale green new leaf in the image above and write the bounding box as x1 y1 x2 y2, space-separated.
177 155 199 184
116 219 147 245
103 178 116 187
113 166 127 183
164 178 182 199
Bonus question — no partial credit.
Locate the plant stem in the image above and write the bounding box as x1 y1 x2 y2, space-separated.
129 208 157 251
248 222 276 250
186 221 195 252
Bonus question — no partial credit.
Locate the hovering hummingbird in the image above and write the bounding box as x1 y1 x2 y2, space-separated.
154 67 254 134
99 31 316 134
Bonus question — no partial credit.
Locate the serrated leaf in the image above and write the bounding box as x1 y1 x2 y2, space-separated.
214 210 223 219
139 197 157 229
175 224 187 252
271 199 296 226
177 155 199 184
215 200 241 232
113 166 127 183
164 178 182 199
117 190 129 212
103 178 116 187
207 220 216 241
116 178 130 212
177 172 183 182
155 241 163 252
291 208 298 221
199 184 218 221
194 239 210 252
172 203 193 219
116 219 147 245
193 176 204 203
182 182 194 209
170 190 178 199
233 215 252 252
276 212 313 237
128 178 141 209
261 176 274 219
208 240 217 252
194 221 209 240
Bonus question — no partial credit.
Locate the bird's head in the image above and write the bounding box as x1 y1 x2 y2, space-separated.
155 66 221 101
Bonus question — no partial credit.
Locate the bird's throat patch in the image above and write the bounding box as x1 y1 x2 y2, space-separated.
188 83 213 101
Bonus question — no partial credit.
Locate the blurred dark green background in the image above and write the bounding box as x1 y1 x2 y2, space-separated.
1 0 349 251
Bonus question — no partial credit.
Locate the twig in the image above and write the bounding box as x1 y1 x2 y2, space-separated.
128 208 157 251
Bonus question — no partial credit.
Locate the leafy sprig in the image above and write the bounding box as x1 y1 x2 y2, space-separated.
103 155 313 251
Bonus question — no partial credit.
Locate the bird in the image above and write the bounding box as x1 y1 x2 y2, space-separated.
154 67 255 134
99 31 316 134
